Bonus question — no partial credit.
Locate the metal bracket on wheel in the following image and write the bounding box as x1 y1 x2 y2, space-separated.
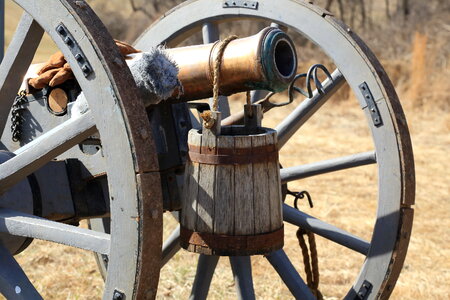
223 0 258 10
360 82 383 127
356 280 373 299
55 23 93 77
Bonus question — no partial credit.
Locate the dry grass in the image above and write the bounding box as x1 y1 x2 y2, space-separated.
2 0 450 299
6 92 448 299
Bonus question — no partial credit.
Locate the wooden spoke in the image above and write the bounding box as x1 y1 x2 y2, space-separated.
280 151 377 184
0 208 110 255
276 69 345 148
266 250 315 300
161 225 181 267
283 204 370 255
0 13 43 131
0 111 96 194
0 244 42 300
190 255 219 300
202 22 219 44
229 256 256 300
87 217 110 280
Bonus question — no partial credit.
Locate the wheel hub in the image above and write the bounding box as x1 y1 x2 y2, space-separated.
0 151 35 255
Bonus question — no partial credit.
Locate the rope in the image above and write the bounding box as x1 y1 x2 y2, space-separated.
202 35 238 129
212 35 238 112
297 228 323 299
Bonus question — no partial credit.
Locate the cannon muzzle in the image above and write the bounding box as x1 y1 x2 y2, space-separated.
166 27 297 102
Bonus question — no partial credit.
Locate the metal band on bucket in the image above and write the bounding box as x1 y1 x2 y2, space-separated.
180 226 284 256
188 143 279 165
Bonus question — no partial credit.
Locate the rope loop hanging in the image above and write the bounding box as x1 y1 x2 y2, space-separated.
297 228 323 300
212 35 238 112
201 35 238 129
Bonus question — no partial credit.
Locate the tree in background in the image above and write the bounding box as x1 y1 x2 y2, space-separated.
86 0 449 107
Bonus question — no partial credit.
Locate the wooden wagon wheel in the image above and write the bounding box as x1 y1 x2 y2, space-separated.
120 0 414 299
0 0 162 299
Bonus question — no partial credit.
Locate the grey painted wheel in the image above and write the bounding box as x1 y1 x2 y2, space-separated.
0 1 161 299
132 0 415 299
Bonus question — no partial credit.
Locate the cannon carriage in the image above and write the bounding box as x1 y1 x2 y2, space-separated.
0 0 414 299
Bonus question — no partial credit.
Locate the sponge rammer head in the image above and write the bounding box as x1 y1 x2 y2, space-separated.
128 47 181 105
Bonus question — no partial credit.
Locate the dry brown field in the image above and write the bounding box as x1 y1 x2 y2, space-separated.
2 0 449 299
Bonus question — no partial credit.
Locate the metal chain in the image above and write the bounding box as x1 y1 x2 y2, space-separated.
10 90 28 142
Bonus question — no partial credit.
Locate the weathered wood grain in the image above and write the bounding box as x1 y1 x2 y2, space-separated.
182 126 283 255
252 134 272 233
182 130 201 231
213 136 235 235
196 129 216 233
233 135 254 235
267 132 283 231
0 112 96 195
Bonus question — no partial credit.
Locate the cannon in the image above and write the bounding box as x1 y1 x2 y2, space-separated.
0 0 415 299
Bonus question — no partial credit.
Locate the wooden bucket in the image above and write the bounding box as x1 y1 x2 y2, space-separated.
180 122 283 256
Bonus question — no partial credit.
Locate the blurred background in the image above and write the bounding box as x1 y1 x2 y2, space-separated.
87 0 450 111
3 0 450 299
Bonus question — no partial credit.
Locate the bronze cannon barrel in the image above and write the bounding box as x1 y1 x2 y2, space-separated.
23 27 297 107
166 27 298 102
